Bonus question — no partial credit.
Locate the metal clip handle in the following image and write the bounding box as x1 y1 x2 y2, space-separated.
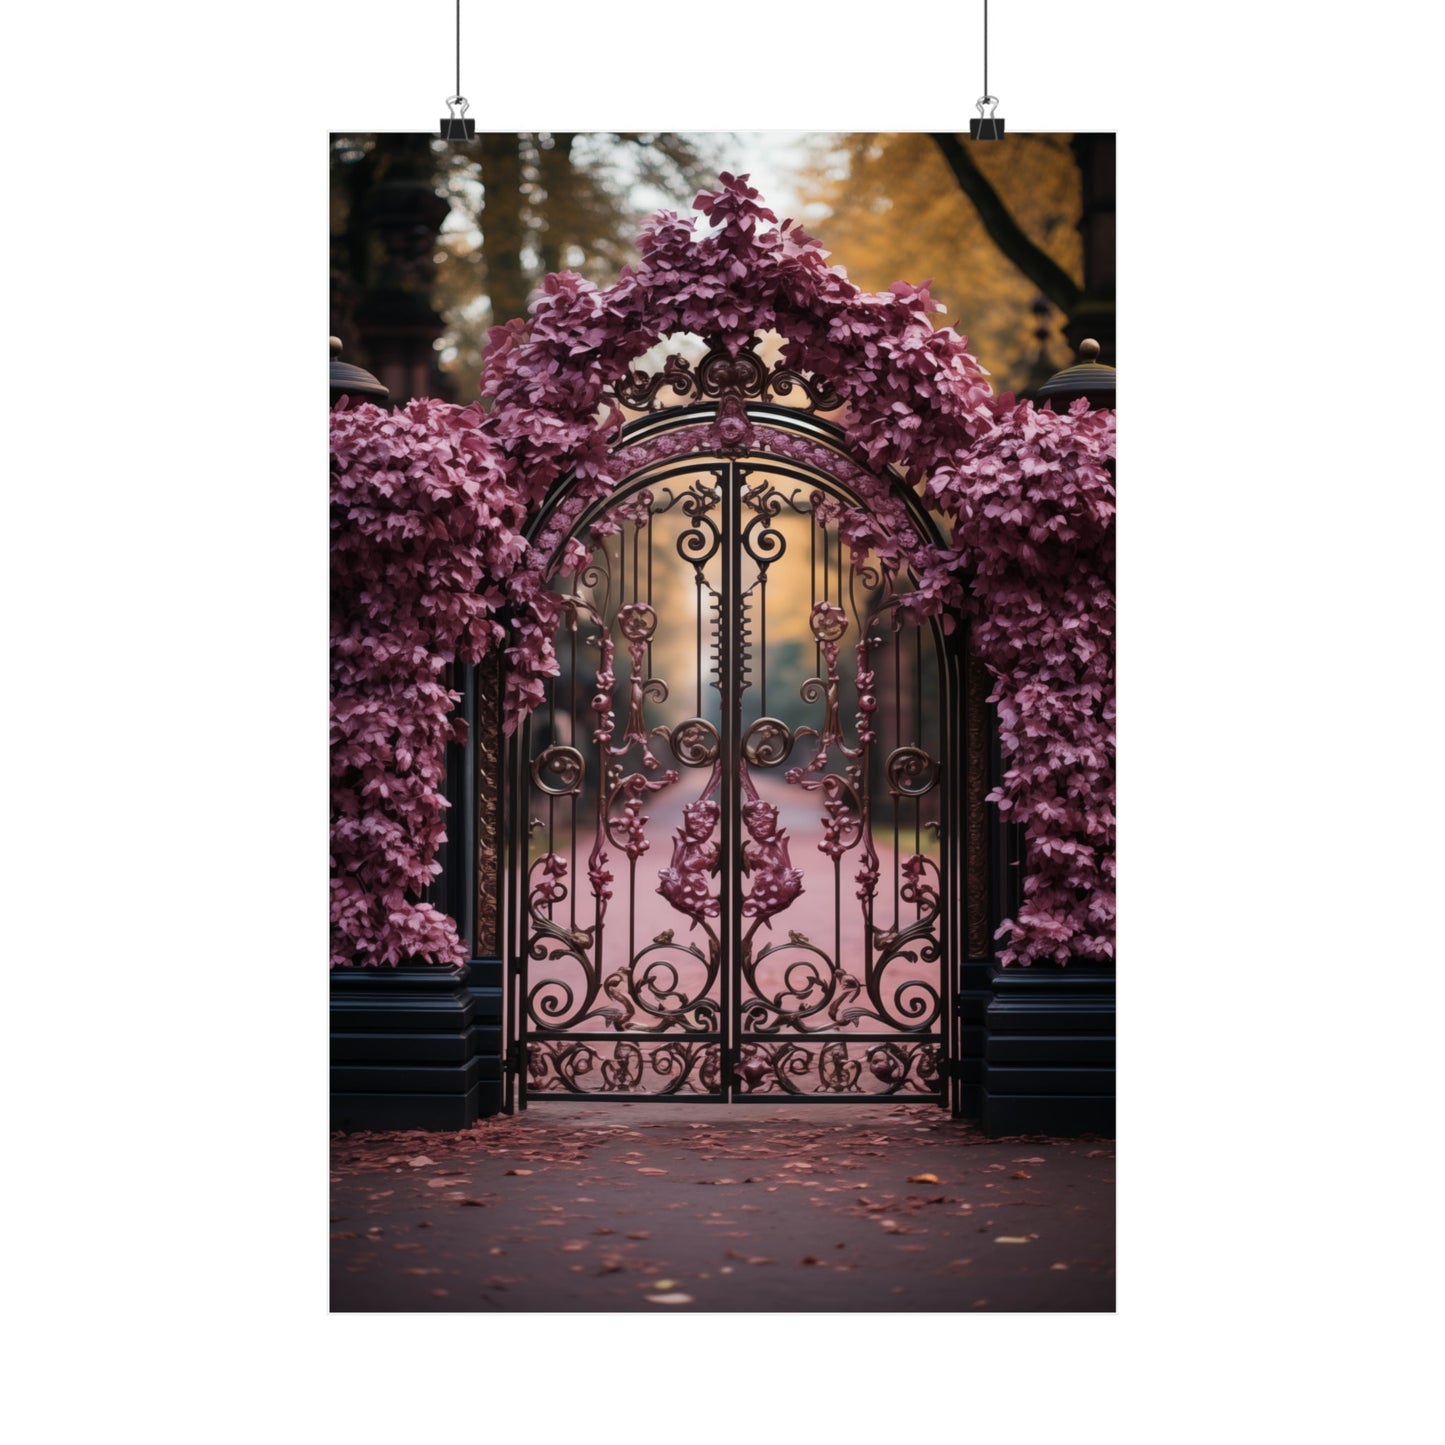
445 94 470 120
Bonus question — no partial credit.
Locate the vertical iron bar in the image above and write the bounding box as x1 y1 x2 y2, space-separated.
914 622 922 864
811 500 819 673
949 626 963 1113
515 708 531 1110
893 615 901 921
721 462 742 1100
760 570 767 717
569 608 577 932
826 528 838 624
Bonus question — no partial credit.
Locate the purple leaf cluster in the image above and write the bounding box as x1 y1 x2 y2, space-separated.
925 399 1117 963
330 396 529 967
331 175 1117 969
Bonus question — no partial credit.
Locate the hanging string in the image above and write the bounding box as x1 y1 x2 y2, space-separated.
441 1 473 138
971 0 1003 139
455 0 460 98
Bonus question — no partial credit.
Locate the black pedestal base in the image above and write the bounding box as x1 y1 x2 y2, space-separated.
330 959 504 1131
978 966 1115 1137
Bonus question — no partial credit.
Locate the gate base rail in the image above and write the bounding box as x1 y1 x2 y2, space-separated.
330 960 1113 1134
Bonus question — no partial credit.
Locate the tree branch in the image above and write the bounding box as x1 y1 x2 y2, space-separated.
928 132 1082 316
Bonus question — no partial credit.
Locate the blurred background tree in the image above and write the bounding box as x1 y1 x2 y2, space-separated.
330 132 721 403
796 132 1095 396
329 131 1112 405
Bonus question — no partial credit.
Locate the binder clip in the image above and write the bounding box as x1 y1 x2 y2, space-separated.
440 95 475 142
969 96 1005 140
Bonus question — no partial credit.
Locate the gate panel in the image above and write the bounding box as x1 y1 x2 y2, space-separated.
515 438 955 1102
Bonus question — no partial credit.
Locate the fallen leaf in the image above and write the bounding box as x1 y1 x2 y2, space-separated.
1050 1262 1069 1271
637 1168 668 1176
408 1156 434 1168
907 1173 940 1185
403 1267 443 1276
645 1293 694 1305
505 1169 533 1177
457 1198 489 1208
1010 1171 1032 1180
624 1230 651 1240
1013 1157 1045 1165
653 1279 678 1289
330 1232 359 1241
994 1236 1031 1245
800 1256 821 1266
561 1241 588 1252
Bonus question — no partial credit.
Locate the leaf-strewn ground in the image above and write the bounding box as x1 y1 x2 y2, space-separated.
330 1103 1114 1312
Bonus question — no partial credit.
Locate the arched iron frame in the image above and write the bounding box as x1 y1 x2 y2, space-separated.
502 400 976 1110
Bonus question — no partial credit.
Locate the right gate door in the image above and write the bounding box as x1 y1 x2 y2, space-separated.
515 437 961 1104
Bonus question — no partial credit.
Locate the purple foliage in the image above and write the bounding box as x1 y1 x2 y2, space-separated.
331 175 1116 969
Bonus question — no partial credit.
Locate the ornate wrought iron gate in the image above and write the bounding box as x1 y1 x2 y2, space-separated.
507 367 963 1104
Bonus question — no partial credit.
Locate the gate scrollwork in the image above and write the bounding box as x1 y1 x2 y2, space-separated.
514 415 953 1101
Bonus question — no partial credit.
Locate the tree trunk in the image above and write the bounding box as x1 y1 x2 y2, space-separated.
479 133 532 328
928 133 1082 316
537 133 577 278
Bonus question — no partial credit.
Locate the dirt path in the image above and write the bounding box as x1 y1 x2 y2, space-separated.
331 1103 1114 1312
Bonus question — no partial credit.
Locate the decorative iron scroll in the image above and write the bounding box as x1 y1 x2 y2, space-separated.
613 339 842 415
735 1039 942 1096
515 445 952 1101
527 1038 722 1095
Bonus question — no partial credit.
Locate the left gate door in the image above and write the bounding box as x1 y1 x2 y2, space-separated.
512 448 954 1103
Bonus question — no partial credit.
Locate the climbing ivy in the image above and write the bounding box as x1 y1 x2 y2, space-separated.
331 175 1115 969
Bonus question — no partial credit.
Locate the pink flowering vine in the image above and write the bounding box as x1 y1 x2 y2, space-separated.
330 396 529 967
330 173 1116 970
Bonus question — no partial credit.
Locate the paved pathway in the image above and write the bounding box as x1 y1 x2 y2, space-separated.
331 1103 1114 1312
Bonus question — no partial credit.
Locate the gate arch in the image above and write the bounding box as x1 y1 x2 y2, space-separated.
506 353 971 1105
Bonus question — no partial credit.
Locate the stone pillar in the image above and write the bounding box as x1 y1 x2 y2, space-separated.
1064 133 1116 367
353 135 452 405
